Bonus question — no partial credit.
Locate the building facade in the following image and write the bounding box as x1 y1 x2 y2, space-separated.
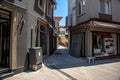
67 0 120 59
53 16 62 47
53 17 63 33
0 0 56 78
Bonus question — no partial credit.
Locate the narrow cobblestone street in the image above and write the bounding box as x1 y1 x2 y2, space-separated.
5 46 120 80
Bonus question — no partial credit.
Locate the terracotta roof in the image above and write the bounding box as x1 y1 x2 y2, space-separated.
53 17 63 22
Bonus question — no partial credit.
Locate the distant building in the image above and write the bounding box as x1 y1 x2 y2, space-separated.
67 0 120 59
58 26 68 47
53 16 62 47
0 0 56 77
53 17 63 33
59 26 68 38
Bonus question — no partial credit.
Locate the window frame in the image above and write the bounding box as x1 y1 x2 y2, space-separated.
78 0 86 16
47 0 52 18
38 0 45 12
99 0 112 15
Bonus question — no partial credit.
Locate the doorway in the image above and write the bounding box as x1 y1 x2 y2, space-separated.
70 32 85 58
0 9 11 68
40 25 47 56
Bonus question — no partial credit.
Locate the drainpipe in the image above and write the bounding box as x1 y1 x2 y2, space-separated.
31 28 33 48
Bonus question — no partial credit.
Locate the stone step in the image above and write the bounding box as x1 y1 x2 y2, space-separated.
96 55 120 60
0 68 9 74
0 68 14 79
0 71 14 79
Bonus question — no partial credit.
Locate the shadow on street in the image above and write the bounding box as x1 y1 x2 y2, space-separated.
43 47 120 69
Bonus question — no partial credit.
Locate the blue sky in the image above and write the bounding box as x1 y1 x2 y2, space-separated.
54 0 68 26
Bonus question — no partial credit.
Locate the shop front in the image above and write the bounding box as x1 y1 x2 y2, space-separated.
90 20 120 59
69 20 120 59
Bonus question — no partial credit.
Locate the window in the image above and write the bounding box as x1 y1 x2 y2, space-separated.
78 0 85 15
38 0 45 12
100 0 111 15
40 0 43 6
47 0 52 17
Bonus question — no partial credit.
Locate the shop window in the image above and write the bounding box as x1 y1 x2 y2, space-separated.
93 32 117 57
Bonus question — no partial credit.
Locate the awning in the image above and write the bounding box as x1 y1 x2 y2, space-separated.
37 17 56 34
2 0 27 13
89 21 120 33
93 21 120 29
37 17 53 27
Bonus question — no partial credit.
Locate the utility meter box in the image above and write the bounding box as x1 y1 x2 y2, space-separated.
29 47 42 70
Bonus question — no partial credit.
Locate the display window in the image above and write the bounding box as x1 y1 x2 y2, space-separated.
93 32 117 56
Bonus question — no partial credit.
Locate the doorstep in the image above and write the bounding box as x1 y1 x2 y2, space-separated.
0 67 14 79
96 55 120 60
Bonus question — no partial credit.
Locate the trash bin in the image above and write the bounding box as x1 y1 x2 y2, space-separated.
29 47 42 70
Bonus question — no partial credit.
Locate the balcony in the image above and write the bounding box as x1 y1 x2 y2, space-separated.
99 13 112 21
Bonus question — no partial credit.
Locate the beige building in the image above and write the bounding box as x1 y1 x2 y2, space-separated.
67 0 120 59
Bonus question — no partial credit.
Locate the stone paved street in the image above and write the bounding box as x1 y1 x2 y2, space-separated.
5 46 120 80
